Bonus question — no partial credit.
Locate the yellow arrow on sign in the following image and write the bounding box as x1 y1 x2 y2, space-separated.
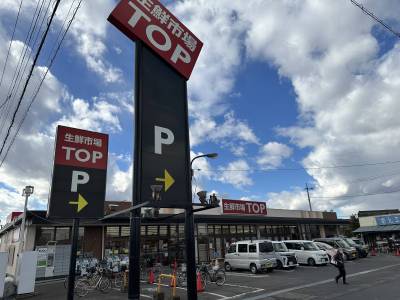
69 194 88 213
155 169 175 192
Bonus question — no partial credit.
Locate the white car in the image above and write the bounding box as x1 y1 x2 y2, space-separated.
224 240 277 274
314 241 337 259
283 240 329 266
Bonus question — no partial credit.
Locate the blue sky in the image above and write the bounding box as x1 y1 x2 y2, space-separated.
1 0 400 223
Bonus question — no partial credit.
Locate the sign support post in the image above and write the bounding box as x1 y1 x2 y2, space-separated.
67 218 79 300
128 40 144 300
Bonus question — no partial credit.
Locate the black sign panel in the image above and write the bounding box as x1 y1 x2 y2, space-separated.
136 44 191 208
48 125 109 219
49 166 107 218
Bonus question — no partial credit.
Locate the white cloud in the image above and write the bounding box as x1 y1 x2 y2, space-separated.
217 159 252 188
257 142 292 169
190 111 259 157
55 97 122 133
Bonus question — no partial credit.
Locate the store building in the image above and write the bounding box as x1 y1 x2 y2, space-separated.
0 201 349 278
354 210 400 245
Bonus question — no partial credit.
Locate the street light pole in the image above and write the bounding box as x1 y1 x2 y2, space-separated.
186 153 218 299
19 186 34 254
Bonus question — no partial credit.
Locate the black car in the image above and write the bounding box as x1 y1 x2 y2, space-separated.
344 238 368 258
313 238 358 260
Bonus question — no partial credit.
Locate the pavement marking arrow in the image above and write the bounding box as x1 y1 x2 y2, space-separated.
69 194 88 213
155 169 175 192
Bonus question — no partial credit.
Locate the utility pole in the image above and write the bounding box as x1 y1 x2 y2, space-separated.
305 183 313 212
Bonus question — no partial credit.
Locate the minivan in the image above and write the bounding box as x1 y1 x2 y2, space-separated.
224 240 277 274
314 238 357 260
283 240 329 266
271 241 298 269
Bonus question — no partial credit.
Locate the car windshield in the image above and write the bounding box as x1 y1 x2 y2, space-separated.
345 238 357 246
337 240 350 248
303 242 319 251
273 242 288 252
259 242 274 253
352 239 364 245
318 242 333 249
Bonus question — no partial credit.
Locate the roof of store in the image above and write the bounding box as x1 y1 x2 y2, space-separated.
353 225 400 233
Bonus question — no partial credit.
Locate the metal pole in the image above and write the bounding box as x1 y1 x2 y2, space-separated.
128 40 143 300
305 183 313 211
67 218 79 300
19 192 29 254
185 208 197 299
186 83 197 300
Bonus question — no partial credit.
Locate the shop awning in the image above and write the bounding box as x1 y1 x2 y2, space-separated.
354 225 400 233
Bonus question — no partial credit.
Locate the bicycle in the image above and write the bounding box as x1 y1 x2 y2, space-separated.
198 263 226 288
75 266 111 295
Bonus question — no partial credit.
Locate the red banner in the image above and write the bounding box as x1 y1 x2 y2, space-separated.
222 199 267 215
54 125 109 170
108 0 203 80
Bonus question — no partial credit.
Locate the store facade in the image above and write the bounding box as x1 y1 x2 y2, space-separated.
0 203 349 278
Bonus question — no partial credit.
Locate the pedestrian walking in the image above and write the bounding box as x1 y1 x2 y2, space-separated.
333 248 348 285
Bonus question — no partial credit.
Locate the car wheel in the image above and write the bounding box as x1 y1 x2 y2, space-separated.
307 258 316 266
224 262 232 272
250 264 257 274
277 260 283 269
344 253 350 261
266 268 274 273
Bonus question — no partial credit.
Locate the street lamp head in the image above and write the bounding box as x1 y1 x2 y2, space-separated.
205 153 218 159
22 185 34 196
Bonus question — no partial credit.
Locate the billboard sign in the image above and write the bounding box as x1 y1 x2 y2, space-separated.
137 45 191 208
222 199 267 215
48 126 109 219
376 215 400 226
108 0 203 80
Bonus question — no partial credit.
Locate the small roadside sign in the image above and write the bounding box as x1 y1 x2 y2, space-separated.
108 0 203 80
47 125 109 219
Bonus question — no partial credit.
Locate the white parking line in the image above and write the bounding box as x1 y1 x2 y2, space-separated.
224 283 263 290
141 294 152 299
244 263 400 300
219 288 264 300
226 272 270 278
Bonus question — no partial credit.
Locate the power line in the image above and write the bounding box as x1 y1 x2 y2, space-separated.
195 159 400 173
310 188 400 199
310 169 400 189
0 0 23 92
0 0 83 168
350 0 400 38
0 0 44 134
0 0 61 159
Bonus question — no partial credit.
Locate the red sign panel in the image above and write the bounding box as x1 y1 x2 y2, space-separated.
108 0 203 80
222 199 267 215
54 125 109 170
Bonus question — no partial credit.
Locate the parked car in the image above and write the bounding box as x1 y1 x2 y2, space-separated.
283 240 329 266
271 241 298 269
343 237 368 258
314 238 357 260
314 241 337 259
224 240 277 274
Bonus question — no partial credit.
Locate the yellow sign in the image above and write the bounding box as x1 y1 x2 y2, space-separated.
69 194 88 213
155 169 175 191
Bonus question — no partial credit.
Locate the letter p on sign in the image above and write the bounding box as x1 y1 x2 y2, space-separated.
154 126 174 155
71 170 89 192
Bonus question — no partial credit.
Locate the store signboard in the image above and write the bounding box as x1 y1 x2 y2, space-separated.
48 125 109 219
222 199 267 215
376 215 400 226
108 0 203 80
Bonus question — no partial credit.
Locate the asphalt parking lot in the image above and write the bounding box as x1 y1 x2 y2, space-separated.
29 254 400 300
